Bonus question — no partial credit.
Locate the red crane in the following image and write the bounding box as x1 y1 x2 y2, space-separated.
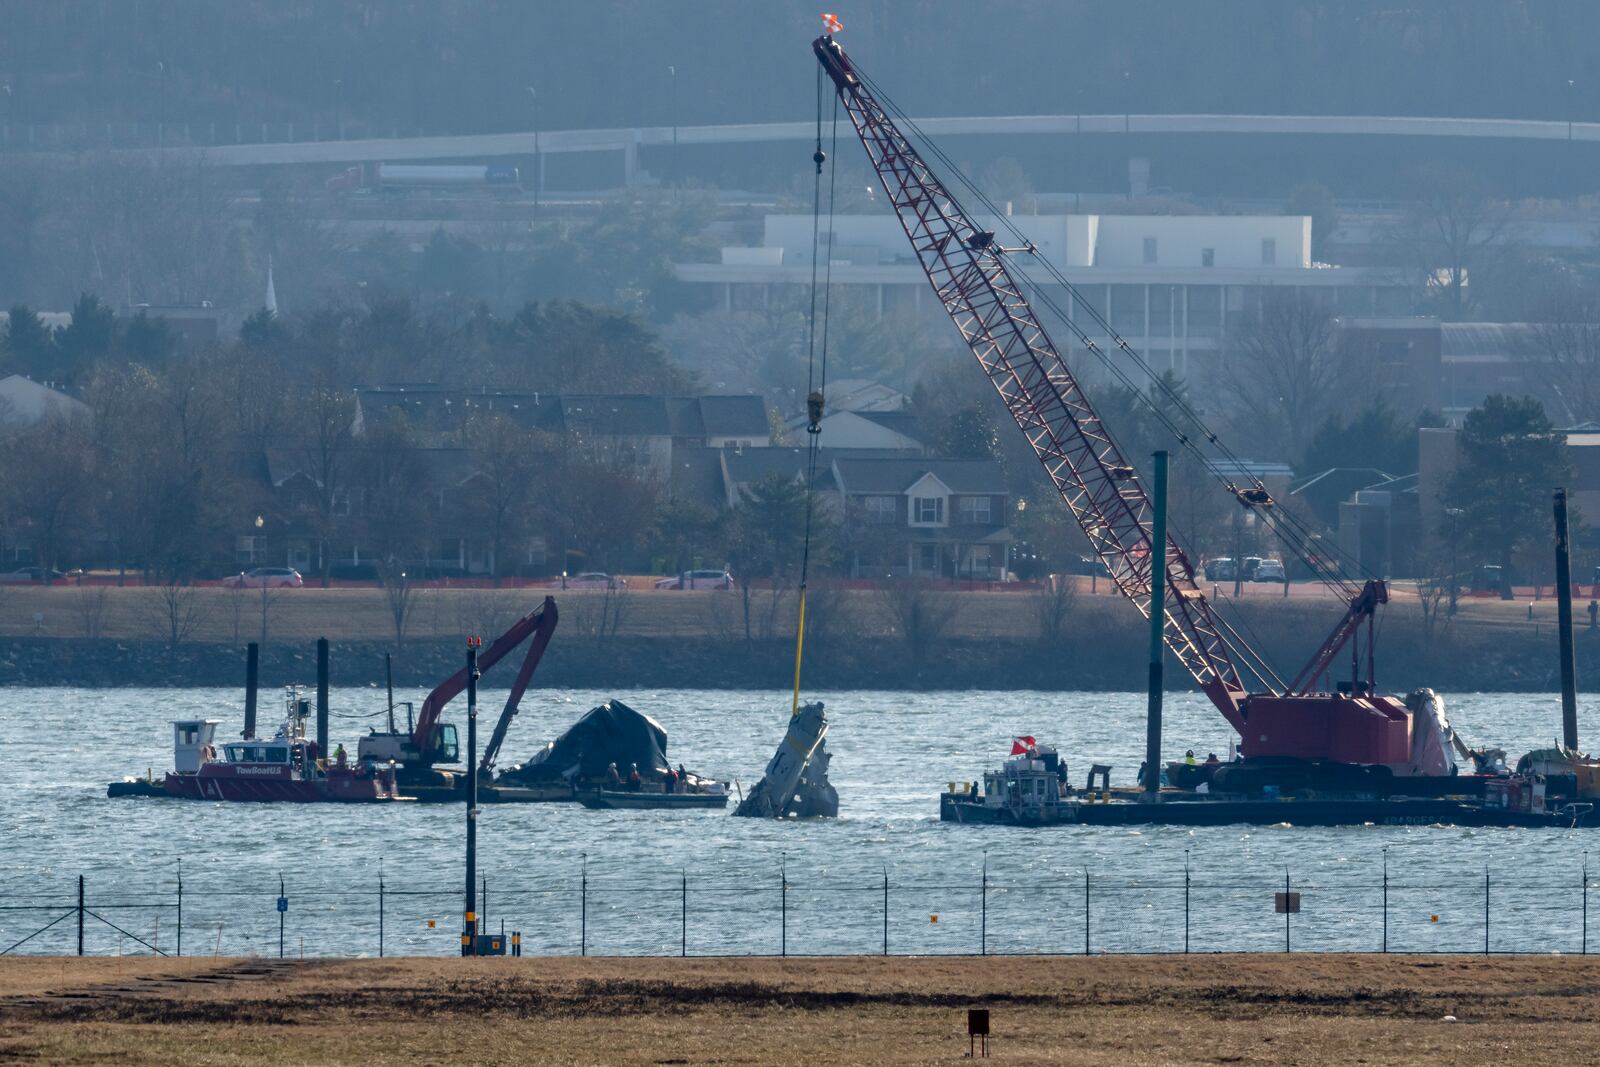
357 597 560 780
814 35 1438 774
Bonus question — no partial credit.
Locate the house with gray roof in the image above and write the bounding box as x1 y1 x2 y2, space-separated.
830 456 1011 580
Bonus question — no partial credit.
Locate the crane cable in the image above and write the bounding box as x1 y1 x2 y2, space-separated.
791 71 839 717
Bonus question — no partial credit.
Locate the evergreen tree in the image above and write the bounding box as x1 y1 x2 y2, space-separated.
1442 395 1571 597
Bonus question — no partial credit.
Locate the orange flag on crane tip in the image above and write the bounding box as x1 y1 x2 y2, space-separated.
821 13 842 33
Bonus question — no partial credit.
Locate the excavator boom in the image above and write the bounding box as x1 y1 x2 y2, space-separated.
413 596 559 762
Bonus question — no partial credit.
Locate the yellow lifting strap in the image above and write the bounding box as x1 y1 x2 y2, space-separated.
790 586 808 716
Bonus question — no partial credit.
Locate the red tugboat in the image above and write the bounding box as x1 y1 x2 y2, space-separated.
128 689 402 803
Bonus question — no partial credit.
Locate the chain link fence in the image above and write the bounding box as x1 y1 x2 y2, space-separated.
4 857 1595 959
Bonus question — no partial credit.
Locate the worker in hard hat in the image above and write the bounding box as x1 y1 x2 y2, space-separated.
1184 749 1196 766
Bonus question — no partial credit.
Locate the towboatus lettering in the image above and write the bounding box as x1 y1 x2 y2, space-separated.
228 766 289 776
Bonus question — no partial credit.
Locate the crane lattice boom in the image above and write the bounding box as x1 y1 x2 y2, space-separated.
815 36 1246 728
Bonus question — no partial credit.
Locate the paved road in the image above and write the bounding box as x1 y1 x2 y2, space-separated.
21 112 1600 168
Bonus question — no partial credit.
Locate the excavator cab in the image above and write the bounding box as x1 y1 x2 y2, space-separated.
434 723 459 763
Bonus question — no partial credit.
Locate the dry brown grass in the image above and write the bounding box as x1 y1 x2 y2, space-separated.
2 953 1598 1065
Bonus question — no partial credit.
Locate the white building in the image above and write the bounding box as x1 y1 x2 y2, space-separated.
675 213 1411 383
0 374 91 428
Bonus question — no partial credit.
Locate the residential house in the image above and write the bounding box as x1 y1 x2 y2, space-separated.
831 456 1012 580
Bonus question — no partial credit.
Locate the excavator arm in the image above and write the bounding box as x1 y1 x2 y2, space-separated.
412 596 559 763
815 35 1248 730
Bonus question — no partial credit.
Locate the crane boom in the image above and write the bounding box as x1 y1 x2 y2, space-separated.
814 36 1247 728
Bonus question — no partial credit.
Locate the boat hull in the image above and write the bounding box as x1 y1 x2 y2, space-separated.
163 767 397 803
940 792 1598 828
578 789 729 810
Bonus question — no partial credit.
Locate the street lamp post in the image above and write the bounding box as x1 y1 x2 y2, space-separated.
527 86 540 213
1445 507 1464 616
667 65 678 184
157 60 167 146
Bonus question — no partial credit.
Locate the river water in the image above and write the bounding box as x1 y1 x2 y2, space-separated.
2 687 1594 958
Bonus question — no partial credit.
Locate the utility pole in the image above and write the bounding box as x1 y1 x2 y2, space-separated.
1143 450 1168 797
461 638 481 956
527 86 541 215
1556 488 1580 750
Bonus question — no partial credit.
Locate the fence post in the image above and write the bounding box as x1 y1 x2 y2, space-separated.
1284 868 1291 954
1382 847 1388 954
279 872 286 960
780 855 788 958
681 870 687 958
379 860 386 959
1083 869 1090 956
1584 853 1589 956
1184 850 1191 954
78 875 84 957
979 853 987 957
1483 866 1490 956
580 853 587 958
883 870 896 959
176 860 183 958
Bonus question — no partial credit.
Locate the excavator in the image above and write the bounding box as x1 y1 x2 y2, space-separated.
813 34 1466 792
358 596 559 796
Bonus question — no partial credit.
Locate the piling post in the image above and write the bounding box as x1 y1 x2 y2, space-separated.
77 875 84 956
580 853 587 957
780 854 788 958
1144 450 1169 796
243 643 259 739
1584 852 1589 956
315 637 330 757
462 640 480 957
278 872 285 959
1556 489 1580 750
882 868 889 956
176 860 183 958
379 859 385 959
1382 848 1389 953
1183 850 1190 954
681 870 687 958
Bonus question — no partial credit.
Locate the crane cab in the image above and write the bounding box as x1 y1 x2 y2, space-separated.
172 720 221 775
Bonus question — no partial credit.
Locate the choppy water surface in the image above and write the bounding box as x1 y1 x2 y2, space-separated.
2 686 1594 957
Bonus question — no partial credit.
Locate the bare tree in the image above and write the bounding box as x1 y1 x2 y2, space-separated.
1222 290 1367 461
143 581 207 649
293 383 356 587
1521 287 1600 425
380 562 418 648
877 576 953 671
1033 574 1077 648
73 585 109 640
1387 163 1515 320
461 414 540 582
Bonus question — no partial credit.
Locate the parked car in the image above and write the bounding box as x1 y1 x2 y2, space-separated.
655 569 734 590
0 566 68 583
1252 559 1287 583
565 572 626 589
221 567 305 589
1203 558 1235 582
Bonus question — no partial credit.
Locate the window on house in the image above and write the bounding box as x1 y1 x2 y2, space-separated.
1201 247 1215 268
864 496 897 524
958 496 992 525
918 544 940 574
913 497 945 524
1142 237 1158 264
1261 237 1276 266
331 489 351 517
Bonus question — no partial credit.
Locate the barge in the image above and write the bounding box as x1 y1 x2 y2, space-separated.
939 745 1600 829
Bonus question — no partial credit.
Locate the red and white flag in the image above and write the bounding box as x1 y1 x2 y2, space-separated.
1010 735 1037 756
821 12 843 33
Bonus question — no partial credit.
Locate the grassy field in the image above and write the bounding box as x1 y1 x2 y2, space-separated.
0 578 1555 645
2 953 1598 1065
